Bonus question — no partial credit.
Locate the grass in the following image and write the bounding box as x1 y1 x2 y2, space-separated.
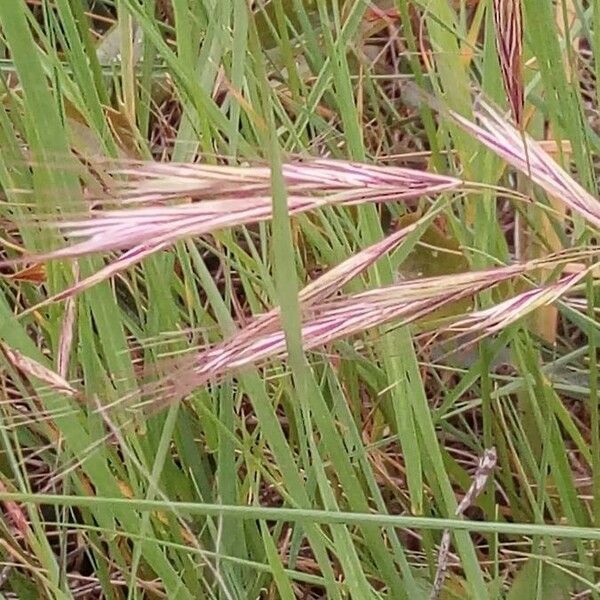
0 0 598 598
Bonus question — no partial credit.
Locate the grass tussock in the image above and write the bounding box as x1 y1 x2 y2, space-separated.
0 1 598 598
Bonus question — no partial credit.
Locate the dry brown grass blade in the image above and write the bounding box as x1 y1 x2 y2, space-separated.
1 343 77 398
0 480 30 541
57 264 79 378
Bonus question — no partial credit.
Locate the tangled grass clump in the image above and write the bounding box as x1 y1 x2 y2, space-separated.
0 1 598 599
